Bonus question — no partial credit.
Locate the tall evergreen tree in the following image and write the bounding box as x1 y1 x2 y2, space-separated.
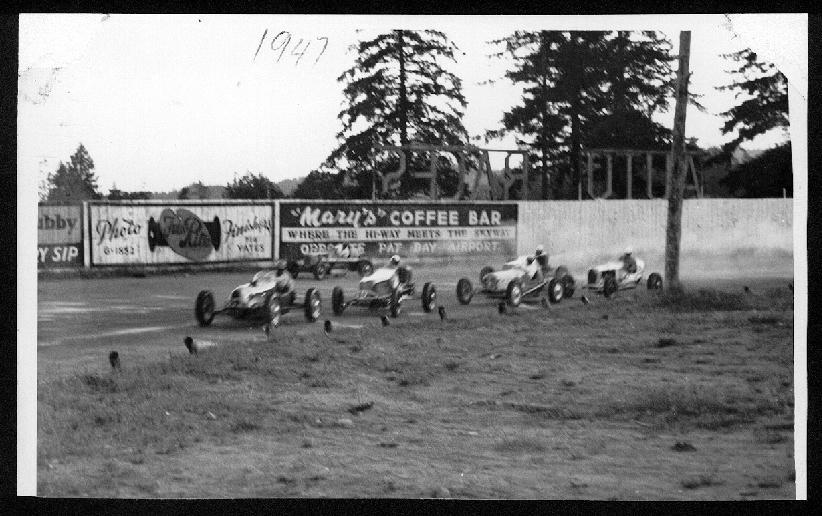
713 48 791 197
716 48 789 154
486 31 679 199
45 144 102 201
324 30 468 198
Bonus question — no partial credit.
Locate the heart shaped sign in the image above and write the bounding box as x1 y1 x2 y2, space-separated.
157 208 215 261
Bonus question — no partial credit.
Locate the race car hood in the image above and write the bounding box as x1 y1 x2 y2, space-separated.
360 267 397 285
487 255 537 282
592 259 645 273
234 271 290 299
487 267 527 282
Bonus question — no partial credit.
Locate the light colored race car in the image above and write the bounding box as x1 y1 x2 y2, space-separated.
584 257 663 298
194 269 321 329
456 255 575 307
331 264 437 318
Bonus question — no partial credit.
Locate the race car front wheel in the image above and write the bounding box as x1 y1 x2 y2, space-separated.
389 288 402 318
647 272 663 290
456 278 473 305
507 279 523 307
313 263 328 280
422 282 437 312
304 288 321 322
195 290 215 326
603 276 618 298
332 287 345 316
547 278 564 304
267 294 281 328
357 260 374 277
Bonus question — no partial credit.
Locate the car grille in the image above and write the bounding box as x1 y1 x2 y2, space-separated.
588 270 597 284
231 289 240 298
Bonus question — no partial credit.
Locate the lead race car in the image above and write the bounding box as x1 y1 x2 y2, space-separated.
194 261 321 331
331 256 437 318
456 247 575 307
583 250 663 298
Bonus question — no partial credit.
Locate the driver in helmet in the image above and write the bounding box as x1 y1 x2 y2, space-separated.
388 254 401 267
273 258 295 293
529 245 549 282
620 247 637 276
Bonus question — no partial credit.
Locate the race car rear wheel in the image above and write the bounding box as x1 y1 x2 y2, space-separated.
421 282 437 312
507 279 523 307
389 288 402 318
304 288 321 322
647 272 663 290
479 266 494 284
287 261 300 279
357 260 374 277
547 278 564 304
195 290 216 326
603 276 618 298
332 286 345 315
456 278 473 305
267 294 281 328
313 262 328 280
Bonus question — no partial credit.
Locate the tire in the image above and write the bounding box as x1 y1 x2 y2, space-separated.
603 276 618 299
561 274 575 298
267 294 281 328
554 266 569 280
332 286 345 316
389 288 402 318
456 278 473 305
287 261 300 279
313 262 328 280
195 290 216 326
479 266 494 284
647 272 663 290
547 277 564 303
421 282 437 312
304 288 321 322
357 260 374 277
506 279 523 307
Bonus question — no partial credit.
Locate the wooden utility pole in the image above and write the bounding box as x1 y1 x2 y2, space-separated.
664 31 691 292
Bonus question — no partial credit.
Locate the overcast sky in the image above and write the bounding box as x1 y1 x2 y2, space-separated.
18 14 807 194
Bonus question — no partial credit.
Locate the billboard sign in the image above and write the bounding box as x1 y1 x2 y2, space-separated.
89 203 274 265
38 204 83 268
278 201 518 262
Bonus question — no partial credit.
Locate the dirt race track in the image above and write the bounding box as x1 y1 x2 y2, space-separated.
35 263 796 499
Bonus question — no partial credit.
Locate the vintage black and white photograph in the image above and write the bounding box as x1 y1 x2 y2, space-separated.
18 13 806 499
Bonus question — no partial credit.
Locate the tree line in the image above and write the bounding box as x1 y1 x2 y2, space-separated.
41 30 790 202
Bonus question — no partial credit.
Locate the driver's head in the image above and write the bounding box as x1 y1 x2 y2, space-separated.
535 245 544 256
275 259 287 273
389 255 401 267
624 247 633 256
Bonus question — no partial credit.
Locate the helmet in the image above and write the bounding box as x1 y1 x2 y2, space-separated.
389 255 401 266
535 245 544 256
275 259 287 270
624 247 633 255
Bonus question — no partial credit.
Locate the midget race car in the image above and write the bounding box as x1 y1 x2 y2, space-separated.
331 264 437 318
583 257 663 298
287 243 374 280
456 254 575 307
194 270 321 329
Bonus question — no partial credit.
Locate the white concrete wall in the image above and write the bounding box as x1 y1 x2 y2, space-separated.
517 199 793 278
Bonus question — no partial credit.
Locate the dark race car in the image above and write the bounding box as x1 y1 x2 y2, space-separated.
194 268 321 334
